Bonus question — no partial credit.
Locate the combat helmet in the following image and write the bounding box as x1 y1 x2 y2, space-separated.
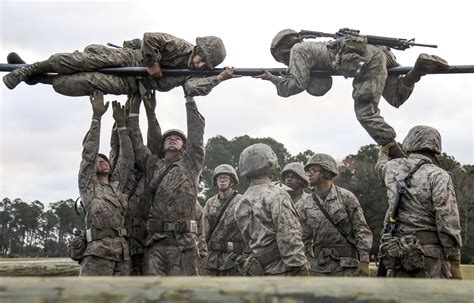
304 153 338 177
403 125 442 154
161 129 187 149
270 29 300 64
239 143 280 178
196 36 226 69
281 162 309 186
212 164 239 187
306 76 333 97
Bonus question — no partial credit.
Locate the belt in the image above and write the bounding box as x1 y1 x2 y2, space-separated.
209 241 243 253
314 244 358 258
85 227 127 243
147 219 198 234
416 231 441 245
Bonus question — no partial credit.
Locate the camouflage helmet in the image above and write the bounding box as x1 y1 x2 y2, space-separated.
306 76 333 97
403 125 442 154
212 164 239 187
196 36 226 69
281 162 309 186
239 143 280 178
161 129 187 149
270 29 299 64
304 153 338 177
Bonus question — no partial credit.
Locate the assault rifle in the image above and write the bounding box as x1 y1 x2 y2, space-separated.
377 160 427 277
299 28 437 51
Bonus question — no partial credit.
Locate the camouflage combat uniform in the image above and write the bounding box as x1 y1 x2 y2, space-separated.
109 103 162 275
376 153 462 278
202 192 245 276
297 185 373 276
78 119 133 276
43 33 224 97
234 179 308 275
128 97 204 276
195 201 208 273
268 41 413 146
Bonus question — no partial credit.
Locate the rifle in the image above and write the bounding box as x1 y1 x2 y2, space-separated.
299 28 437 51
376 160 427 277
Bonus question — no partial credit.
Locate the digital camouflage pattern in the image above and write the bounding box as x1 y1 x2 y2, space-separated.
234 179 308 275
267 41 414 145
78 120 134 275
239 143 280 179
297 185 373 276
376 152 462 278
39 34 223 97
128 98 204 276
202 192 245 275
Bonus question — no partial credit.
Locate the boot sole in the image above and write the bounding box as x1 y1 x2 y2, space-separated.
3 74 20 90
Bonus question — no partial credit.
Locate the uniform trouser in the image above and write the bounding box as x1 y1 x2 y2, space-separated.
130 253 144 276
49 44 138 74
79 255 130 276
142 241 200 276
352 47 415 146
52 72 135 96
312 266 359 277
205 267 239 276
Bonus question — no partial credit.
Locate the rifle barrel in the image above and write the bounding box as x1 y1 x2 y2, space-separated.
1 64 474 76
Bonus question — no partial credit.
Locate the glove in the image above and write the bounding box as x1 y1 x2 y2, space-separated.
448 254 463 280
379 141 397 158
90 91 109 120
128 94 142 115
143 90 156 115
112 100 126 128
292 265 310 276
357 261 370 277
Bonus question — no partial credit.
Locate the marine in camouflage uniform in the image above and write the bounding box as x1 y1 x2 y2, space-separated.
202 164 245 276
78 91 133 276
127 93 206 276
297 153 372 277
376 126 463 279
256 29 449 158
281 162 309 205
3 33 232 98
109 92 162 275
234 143 309 276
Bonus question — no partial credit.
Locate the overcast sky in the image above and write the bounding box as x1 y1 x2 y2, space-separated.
1 0 473 204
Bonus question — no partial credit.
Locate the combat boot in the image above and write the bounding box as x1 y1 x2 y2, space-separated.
3 62 43 89
403 54 449 87
5 53 51 86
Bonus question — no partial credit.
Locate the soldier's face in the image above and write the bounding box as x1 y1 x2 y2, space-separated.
164 135 184 151
96 156 110 175
216 174 232 191
305 165 322 186
284 172 303 190
191 55 207 71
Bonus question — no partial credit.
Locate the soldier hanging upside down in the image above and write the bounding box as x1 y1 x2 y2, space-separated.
3 32 234 97
255 29 449 158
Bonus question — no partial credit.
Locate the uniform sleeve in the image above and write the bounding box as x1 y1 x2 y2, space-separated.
375 153 390 180
183 76 220 97
127 115 152 172
347 193 373 262
234 199 251 250
141 32 165 67
184 98 205 173
296 200 314 259
109 124 119 171
272 193 307 267
270 46 312 97
196 202 208 258
431 171 462 257
110 127 135 193
78 120 100 202
202 199 212 243
146 111 162 156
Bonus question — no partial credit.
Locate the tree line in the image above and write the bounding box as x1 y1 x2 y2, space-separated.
1 135 472 263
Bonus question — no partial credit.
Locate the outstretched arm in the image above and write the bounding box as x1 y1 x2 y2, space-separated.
127 94 152 171
143 90 162 156
78 91 109 199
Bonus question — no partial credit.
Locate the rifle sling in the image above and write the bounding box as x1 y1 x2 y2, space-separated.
206 191 238 243
311 191 358 248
